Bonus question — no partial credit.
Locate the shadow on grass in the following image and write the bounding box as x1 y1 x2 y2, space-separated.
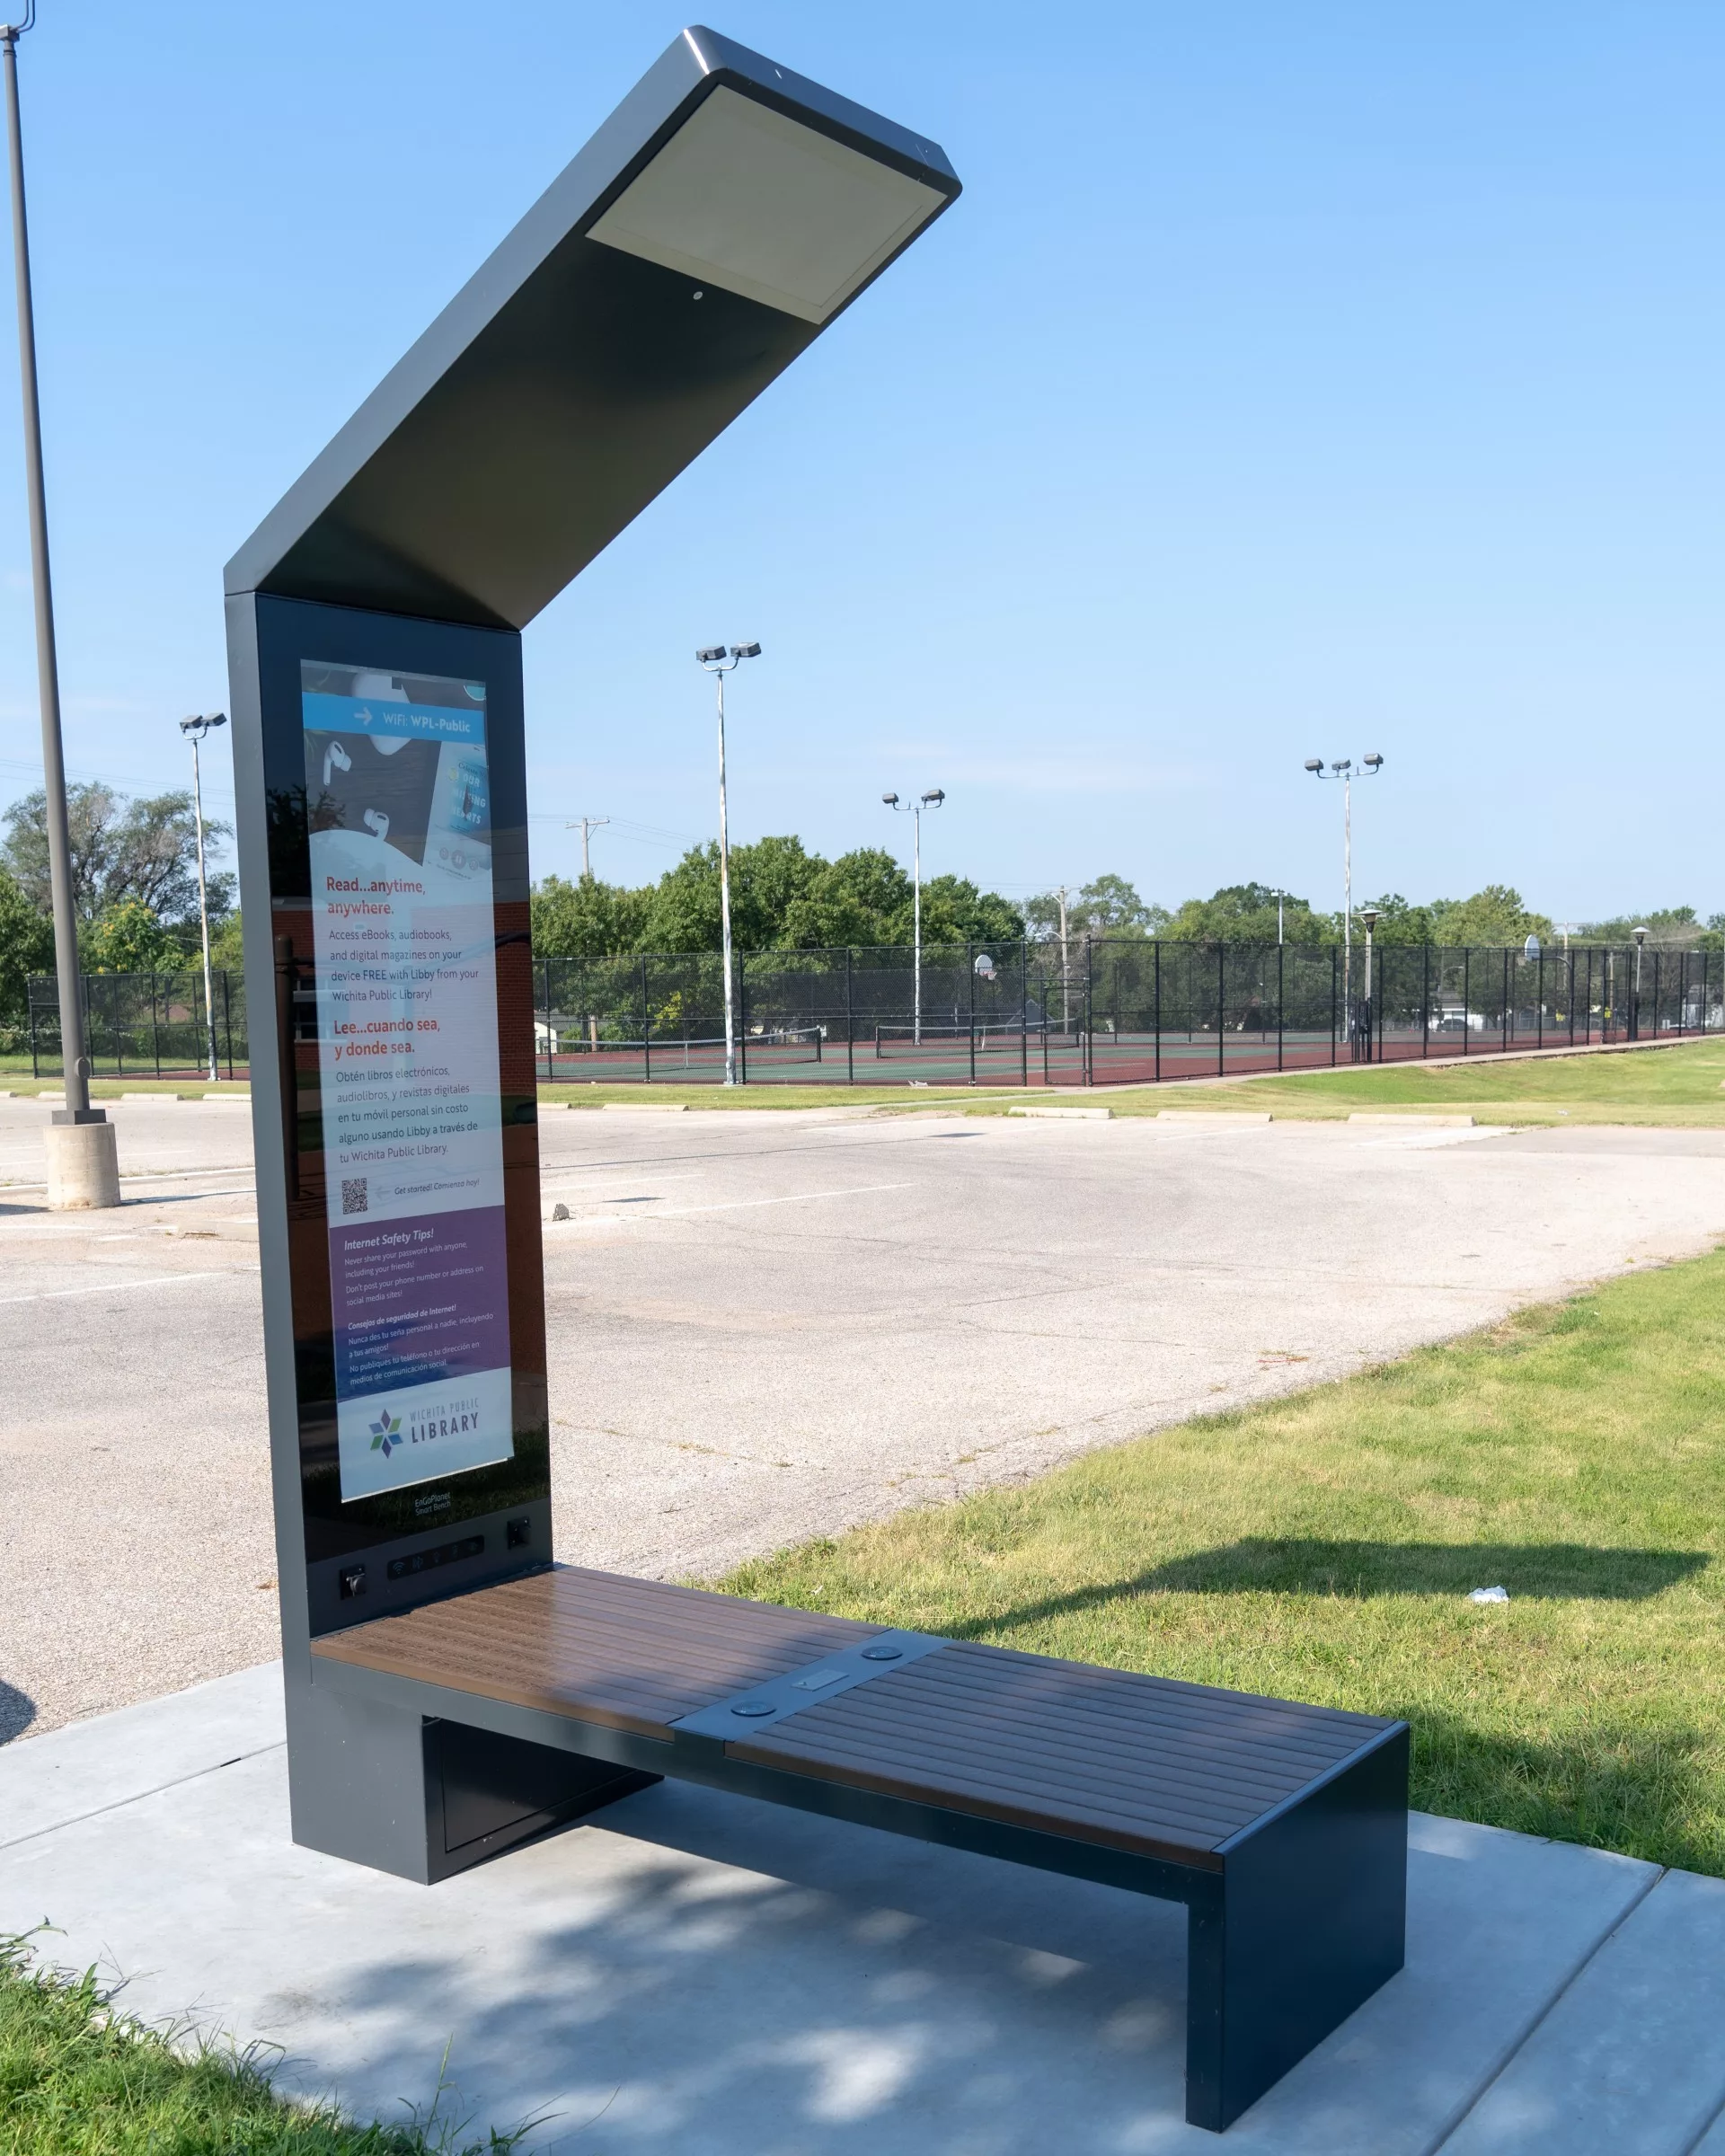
1412 1707 1720 1876
953 1540 1709 1636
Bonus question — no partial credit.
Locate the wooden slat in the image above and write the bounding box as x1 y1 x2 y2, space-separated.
732 1639 1393 1861
311 1566 880 1736
312 1572 1397 1865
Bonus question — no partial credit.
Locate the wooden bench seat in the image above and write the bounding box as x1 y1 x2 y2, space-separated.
311 1565 1408 2132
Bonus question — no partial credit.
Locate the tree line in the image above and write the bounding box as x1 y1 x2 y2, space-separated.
1 782 1717 1029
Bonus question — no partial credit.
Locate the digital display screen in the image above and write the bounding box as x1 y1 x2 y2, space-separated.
300 660 515 1502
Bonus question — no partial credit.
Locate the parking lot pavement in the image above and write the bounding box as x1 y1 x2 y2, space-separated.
5 1096 1725 1741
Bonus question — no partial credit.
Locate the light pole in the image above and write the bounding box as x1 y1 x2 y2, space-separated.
566 814 609 878
180 712 227 1082
1305 753 1384 1037
696 642 759 1085
883 788 944 1043
1272 887 1287 947
1358 903 1378 1061
4 4 119 1207
1633 923 1648 1039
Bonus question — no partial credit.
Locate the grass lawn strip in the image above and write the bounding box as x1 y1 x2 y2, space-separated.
0 1935 526 2155
727 1246 1725 1877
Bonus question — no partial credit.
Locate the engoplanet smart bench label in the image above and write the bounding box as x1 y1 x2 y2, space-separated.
302 660 514 1500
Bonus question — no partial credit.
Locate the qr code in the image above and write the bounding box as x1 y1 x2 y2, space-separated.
341 1177 369 1217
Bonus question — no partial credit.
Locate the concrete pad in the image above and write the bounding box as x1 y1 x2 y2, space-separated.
0 1663 283 1849
1441 1865 1725 2155
1157 1109 1273 1122
0 1671 1670 2155
1007 1103 1111 1118
1349 1113 1475 1127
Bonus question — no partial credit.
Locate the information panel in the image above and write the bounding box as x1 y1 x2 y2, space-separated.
301 661 514 1501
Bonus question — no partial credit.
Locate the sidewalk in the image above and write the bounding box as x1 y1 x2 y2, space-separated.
2 1666 1722 2154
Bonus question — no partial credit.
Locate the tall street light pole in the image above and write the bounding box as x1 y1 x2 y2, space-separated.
1304 753 1384 1039
180 712 226 1082
883 788 944 1043
697 642 759 1086
4 4 117 1206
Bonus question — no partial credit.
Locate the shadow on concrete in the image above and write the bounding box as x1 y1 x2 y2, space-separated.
0 1683 37 1745
960 1541 1709 1624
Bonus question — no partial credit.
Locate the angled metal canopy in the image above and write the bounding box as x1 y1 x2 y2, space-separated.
223 25 960 631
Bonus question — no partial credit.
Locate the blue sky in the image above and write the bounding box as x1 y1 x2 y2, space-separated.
0 2 1720 925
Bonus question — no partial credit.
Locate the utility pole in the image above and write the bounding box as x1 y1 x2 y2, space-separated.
181 712 227 1082
566 814 609 878
4 3 117 1204
883 788 945 1043
1057 884 1071 1029
696 643 760 1084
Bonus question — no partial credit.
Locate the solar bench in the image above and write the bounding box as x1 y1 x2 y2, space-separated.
311 1565 1408 2132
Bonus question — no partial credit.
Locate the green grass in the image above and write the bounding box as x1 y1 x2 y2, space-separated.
727 1247 1725 1875
1112 1036 1725 1126
0 1936 524 2155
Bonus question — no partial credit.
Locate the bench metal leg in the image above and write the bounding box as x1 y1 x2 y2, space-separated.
287 1672 659 1885
1184 1727 1408 2131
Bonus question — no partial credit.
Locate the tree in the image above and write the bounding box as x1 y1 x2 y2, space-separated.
1 782 234 926
1355 892 1436 945
778 848 912 950
84 899 181 974
1579 906 1705 949
1163 883 1331 945
1024 875 1168 941
641 835 824 952
0 865 54 1026
914 874 1025 948
1428 886 1553 948
532 874 652 959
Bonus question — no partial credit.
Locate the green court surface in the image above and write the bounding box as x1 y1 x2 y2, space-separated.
728 1244 1725 1876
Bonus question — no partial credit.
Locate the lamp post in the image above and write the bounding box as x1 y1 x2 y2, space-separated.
696 642 760 1085
1272 887 1287 947
1304 753 1384 1038
883 788 944 1043
179 712 227 1082
1357 904 1378 1062
1633 923 1648 1040
4 4 119 1208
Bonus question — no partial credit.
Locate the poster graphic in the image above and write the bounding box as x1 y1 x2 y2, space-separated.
302 661 514 1501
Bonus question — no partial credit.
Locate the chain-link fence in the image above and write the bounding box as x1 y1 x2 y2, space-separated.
536 938 1717 1087
22 970 246 1081
24 939 1715 1089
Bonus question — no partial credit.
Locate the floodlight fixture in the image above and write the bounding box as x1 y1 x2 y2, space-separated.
884 784 944 1042
696 639 761 1083
1358 906 1380 932
1305 751 1388 1034
176 713 228 1083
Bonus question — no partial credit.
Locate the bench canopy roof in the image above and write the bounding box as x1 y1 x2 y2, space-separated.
224 25 960 631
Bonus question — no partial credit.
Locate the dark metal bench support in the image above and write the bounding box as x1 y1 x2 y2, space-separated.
1184 1727 1410 2131
286 1674 659 1886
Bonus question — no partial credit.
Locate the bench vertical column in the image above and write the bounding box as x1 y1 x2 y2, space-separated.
1184 1725 1409 2132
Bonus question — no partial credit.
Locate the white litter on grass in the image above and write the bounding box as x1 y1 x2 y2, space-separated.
1468 1586 1510 1604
